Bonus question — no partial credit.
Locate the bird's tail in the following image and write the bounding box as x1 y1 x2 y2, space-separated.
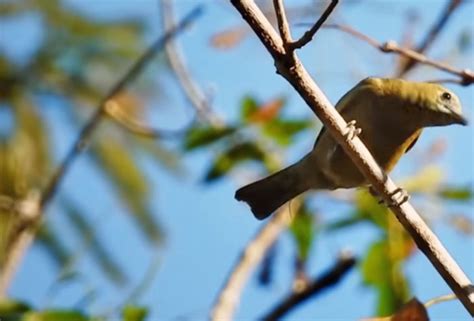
235 155 314 220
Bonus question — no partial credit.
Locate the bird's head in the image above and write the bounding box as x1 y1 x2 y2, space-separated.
417 83 467 127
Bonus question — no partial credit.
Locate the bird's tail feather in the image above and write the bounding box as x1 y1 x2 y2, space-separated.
235 157 313 220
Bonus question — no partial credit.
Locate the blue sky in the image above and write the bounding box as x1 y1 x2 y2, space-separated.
2 0 473 320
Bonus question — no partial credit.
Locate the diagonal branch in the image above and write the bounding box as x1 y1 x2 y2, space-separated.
397 0 464 76
161 0 224 128
322 23 474 86
261 252 356 321
210 201 300 321
229 0 474 315
104 100 189 139
290 0 338 50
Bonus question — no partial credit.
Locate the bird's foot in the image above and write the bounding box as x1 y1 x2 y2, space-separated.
344 120 362 141
377 187 410 207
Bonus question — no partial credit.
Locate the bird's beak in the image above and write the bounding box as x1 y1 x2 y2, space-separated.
452 112 468 126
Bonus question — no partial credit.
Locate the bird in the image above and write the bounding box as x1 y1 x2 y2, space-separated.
235 77 467 220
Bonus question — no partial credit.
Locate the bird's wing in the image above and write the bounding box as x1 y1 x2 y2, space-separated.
404 131 422 154
313 83 369 148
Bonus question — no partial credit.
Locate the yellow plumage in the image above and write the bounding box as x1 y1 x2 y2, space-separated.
236 78 467 219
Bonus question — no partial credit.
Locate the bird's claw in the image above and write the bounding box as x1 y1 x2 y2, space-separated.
377 187 410 207
344 120 362 141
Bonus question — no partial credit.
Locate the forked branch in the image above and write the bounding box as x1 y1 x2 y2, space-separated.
229 0 474 315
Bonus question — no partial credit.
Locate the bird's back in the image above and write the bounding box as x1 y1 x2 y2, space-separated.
310 78 423 189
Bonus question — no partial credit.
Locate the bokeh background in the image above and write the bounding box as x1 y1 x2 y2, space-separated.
0 0 473 320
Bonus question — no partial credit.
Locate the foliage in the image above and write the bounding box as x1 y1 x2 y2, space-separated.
0 0 175 315
184 95 314 180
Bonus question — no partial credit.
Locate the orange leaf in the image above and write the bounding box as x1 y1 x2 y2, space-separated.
248 98 285 123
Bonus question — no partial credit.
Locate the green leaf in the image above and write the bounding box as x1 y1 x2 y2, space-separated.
361 240 410 315
0 299 30 321
439 186 473 201
91 136 163 243
289 205 315 261
62 199 127 286
204 142 266 182
324 214 366 232
22 310 88 321
122 306 148 321
240 96 259 122
354 189 388 230
184 126 237 151
35 225 71 269
262 119 313 146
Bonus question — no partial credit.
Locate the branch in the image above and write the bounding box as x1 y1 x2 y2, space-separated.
289 0 338 50
104 100 189 139
261 253 356 321
210 201 299 321
322 23 474 86
273 0 293 45
161 0 224 127
0 6 203 298
397 0 464 76
0 192 41 297
230 0 474 315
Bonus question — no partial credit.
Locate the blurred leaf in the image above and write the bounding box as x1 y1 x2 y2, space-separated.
184 126 237 151
204 142 266 182
247 98 285 123
324 215 366 231
62 199 127 286
22 310 88 321
289 205 315 262
364 298 429 321
35 225 71 269
448 214 474 235
0 1 30 16
240 96 259 123
400 165 444 194
458 28 473 53
392 298 428 321
210 26 249 50
91 136 163 242
353 189 388 229
135 137 182 174
361 240 410 315
0 95 50 264
0 299 30 321
262 118 313 146
438 186 473 201
257 243 277 287
122 305 148 321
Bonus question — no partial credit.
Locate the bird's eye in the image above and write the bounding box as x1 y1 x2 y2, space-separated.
441 92 452 101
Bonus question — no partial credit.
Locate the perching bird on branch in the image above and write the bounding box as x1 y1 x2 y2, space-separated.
235 77 467 220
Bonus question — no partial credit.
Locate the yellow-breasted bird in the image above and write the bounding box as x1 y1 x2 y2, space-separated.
235 78 467 220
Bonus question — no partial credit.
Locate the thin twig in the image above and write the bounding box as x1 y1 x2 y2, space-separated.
261 252 356 321
273 0 293 45
161 0 223 127
230 0 474 315
104 100 189 139
397 0 464 76
0 6 203 298
290 0 338 50
424 293 458 308
210 201 300 321
322 23 474 86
